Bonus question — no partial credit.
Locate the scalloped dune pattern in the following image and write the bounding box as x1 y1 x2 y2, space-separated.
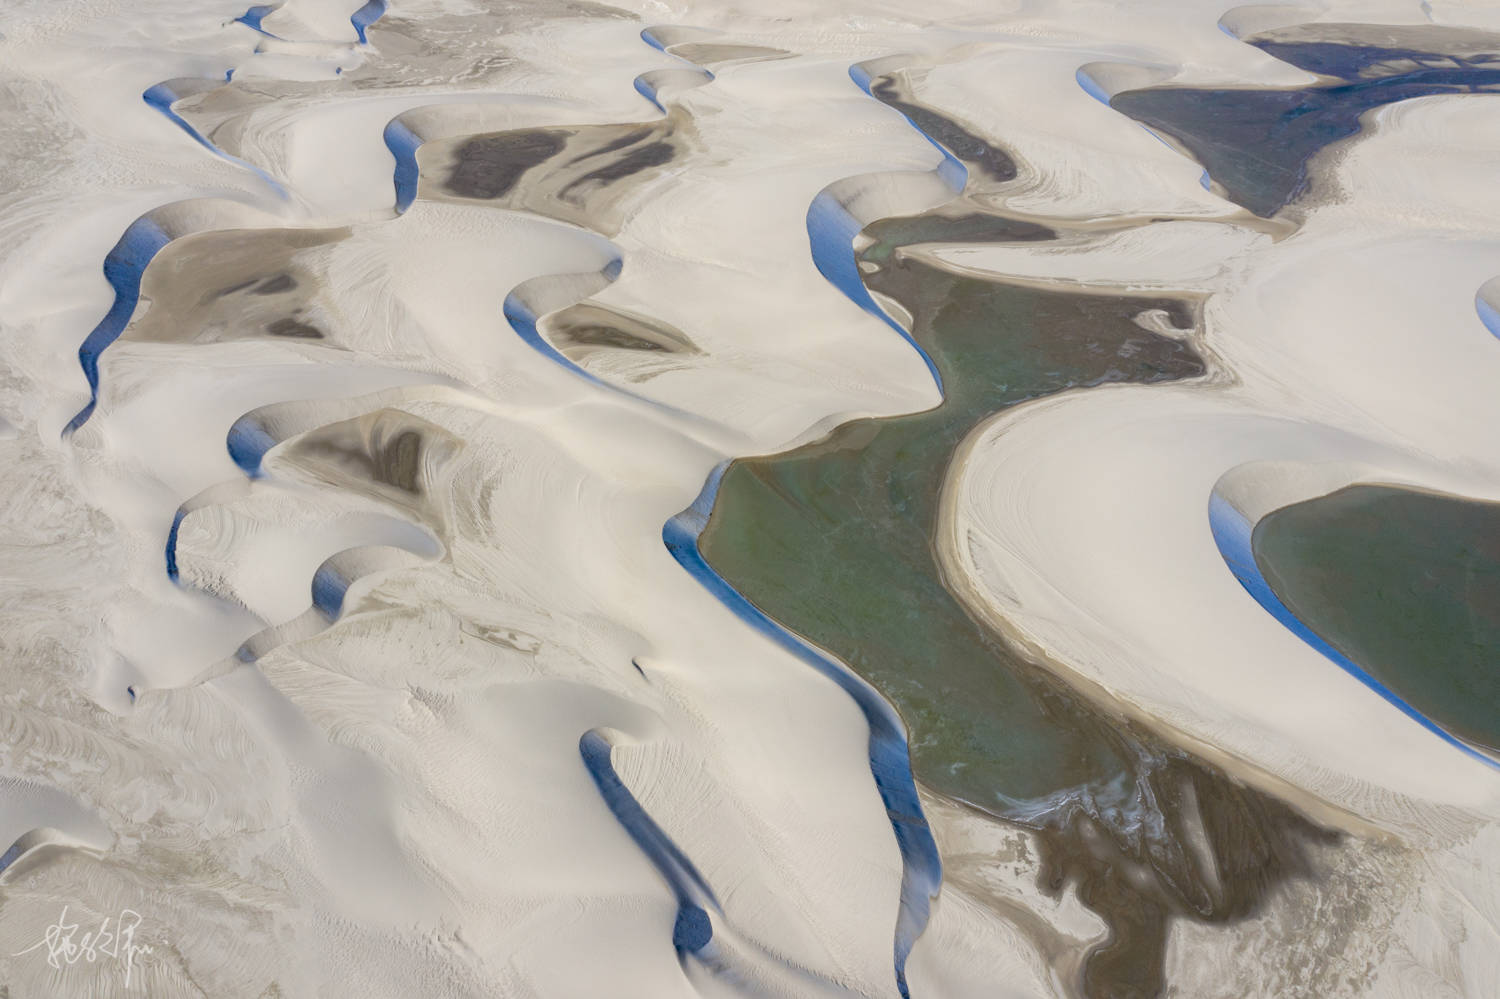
1 2 1497 998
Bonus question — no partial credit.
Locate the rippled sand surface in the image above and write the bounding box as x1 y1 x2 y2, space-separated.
1 1 1498 997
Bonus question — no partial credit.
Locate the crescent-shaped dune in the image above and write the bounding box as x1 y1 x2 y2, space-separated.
2 0 1499 996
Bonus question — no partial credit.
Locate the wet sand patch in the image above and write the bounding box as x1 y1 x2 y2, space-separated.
274 408 462 535
446 130 569 199
265 317 323 339
123 226 347 347
858 210 1055 264
560 139 674 195
542 301 699 356
423 115 690 233
869 74 1017 183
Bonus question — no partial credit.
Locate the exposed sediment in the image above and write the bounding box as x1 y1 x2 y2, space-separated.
4 3 1499 998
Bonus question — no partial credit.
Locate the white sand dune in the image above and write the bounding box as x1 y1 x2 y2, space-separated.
942 25 1500 999
2 0 1498 996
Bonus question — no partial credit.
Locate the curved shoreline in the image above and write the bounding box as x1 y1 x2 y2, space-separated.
142 80 289 196
1209 485 1500 769
929 385 1399 841
800 60 976 396
63 217 172 434
579 728 723 955
350 0 386 45
662 51 1039 993
377 31 945 993
663 463 940 999
17 4 1500 996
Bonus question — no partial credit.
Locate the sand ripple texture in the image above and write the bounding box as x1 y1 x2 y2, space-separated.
1 0 1497 997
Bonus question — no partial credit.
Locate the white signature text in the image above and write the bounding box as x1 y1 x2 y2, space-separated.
13 906 154 988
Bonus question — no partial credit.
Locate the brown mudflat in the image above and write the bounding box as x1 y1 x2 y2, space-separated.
423 113 691 235
446 130 570 200
124 226 347 347
543 301 699 356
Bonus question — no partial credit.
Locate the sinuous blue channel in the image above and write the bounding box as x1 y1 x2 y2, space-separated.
674 58 1010 995
165 508 188 581
1475 288 1500 340
630 32 716 113
233 5 279 37
382 119 423 214
142 82 288 195
502 288 613 393
0 838 25 874
143 83 218 155
350 0 387 44
501 258 709 424
373 34 946 992
664 465 941 999
65 218 173 435
226 416 276 477
800 63 979 397
1074 66 1111 106
1208 491 1499 769
310 562 350 619
849 64 968 194
633 74 666 113
805 192 943 394
639 27 669 53
579 729 723 955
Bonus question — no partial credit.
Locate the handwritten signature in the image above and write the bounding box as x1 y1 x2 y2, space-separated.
12 906 154 988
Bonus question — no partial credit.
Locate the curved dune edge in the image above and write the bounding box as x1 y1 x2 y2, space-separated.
8 1 1500 996
8 7 956 995
802 56 975 394
664 463 940 998
937 86 1500 826
1209 464 1500 771
143 79 289 196
0 780 114 880
940 382 1500 821
63 200 356 435
76 56 676 438
75 30 704 703
579 727 902 993
934 436 1386 840
937 46 1500 991
1477 275 1500 339
653 42 1052 993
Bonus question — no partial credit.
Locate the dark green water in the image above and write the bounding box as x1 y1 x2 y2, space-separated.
701 221 1204 809
1254 484 1500 753
696 129 1336 999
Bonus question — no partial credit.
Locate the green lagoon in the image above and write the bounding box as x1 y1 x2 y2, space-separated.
1255 484 1500 753
701 219 1204 809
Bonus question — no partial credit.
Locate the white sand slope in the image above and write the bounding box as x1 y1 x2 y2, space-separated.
942 25 1500 999
1 0 1498 996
